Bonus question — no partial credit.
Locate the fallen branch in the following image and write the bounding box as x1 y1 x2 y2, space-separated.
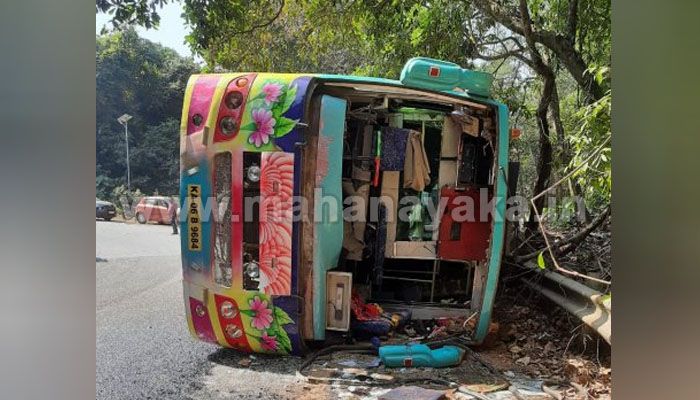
523 136 612 285
529 201 611 285
532 136 611 203
515 206 610 262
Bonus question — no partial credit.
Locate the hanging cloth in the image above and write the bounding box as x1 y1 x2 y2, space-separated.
408 202 425 241
403 130 431 191
342 179 370 261
379 126 410 171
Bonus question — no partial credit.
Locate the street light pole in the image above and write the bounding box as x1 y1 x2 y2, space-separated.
124 122 130 192
117 114 133 192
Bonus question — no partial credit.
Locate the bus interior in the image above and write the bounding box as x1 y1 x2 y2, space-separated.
299 82 501 337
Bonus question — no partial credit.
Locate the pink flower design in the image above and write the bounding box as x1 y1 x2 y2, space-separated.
249 108 276 147
248 296 274 330
262 83 283 104
260 332 279 351
259 152 294 296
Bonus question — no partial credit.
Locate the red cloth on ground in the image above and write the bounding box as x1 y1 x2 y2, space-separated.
351 290 383 321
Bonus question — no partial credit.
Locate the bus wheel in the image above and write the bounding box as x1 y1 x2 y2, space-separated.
136 213 147 224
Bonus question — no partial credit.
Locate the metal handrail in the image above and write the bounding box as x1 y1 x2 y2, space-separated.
521 261 611 344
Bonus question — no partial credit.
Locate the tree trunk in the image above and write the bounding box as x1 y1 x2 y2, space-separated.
527 74 554 228
549 82 590 222
513 0 555 229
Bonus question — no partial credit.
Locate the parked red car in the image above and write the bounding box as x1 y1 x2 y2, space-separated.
135 196 178 224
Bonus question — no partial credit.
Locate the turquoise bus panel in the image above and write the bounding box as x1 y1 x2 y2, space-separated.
474 103 509 342
400 57 493 97
312 95 347 339
180 156 212 284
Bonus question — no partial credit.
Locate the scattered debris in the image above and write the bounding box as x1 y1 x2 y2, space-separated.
515 356 530 366
379 385 445 400
454 386 493 400
340 368 370 380
564 359 591 385
237 356 253 368
347 385 371 396
459 382 510 394
337 360 360 368
478 303 611 399
350 291 413 339
337 357 382 369
297 296 609 399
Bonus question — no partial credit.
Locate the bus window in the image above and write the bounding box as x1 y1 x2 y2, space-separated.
214 152 232 287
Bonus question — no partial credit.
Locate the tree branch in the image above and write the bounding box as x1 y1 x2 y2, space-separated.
224 0 285 35
516 0 557 228
478 36 524 49
474 49 525 61
566 0 579 45
469 0 603 101
514 205 611 262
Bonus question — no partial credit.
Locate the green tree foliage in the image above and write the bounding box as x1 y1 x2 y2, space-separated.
569 87 611 209
110 184 145 217
96 28 198 199
96 0 610 214
96 0 170 31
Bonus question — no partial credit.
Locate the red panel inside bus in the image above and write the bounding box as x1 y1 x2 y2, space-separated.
437 186 491 261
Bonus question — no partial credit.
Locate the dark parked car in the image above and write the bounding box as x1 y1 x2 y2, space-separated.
96 198 117 221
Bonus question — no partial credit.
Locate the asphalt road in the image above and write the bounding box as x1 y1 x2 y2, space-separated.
96 220 314 400
95 221 551 400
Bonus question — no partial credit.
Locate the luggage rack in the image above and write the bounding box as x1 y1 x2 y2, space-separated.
379 259 473 303
379 301 473 320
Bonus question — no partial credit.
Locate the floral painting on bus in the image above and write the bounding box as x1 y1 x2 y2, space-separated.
181 73 311 355
259 151 294 296
240 80 299 148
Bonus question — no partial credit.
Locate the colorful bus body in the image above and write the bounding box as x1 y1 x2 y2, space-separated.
179 58 509 355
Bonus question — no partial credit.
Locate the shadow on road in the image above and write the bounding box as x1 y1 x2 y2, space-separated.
207 348 303 376
96 218 126 224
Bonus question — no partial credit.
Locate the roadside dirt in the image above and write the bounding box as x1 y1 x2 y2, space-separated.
289 289 611 400
479 300 611 399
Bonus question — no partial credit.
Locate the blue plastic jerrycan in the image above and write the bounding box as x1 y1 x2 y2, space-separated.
378 343 465 368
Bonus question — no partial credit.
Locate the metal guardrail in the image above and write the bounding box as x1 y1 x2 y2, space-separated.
521 261 611 345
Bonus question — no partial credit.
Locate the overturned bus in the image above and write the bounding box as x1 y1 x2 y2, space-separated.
179 57 511 355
